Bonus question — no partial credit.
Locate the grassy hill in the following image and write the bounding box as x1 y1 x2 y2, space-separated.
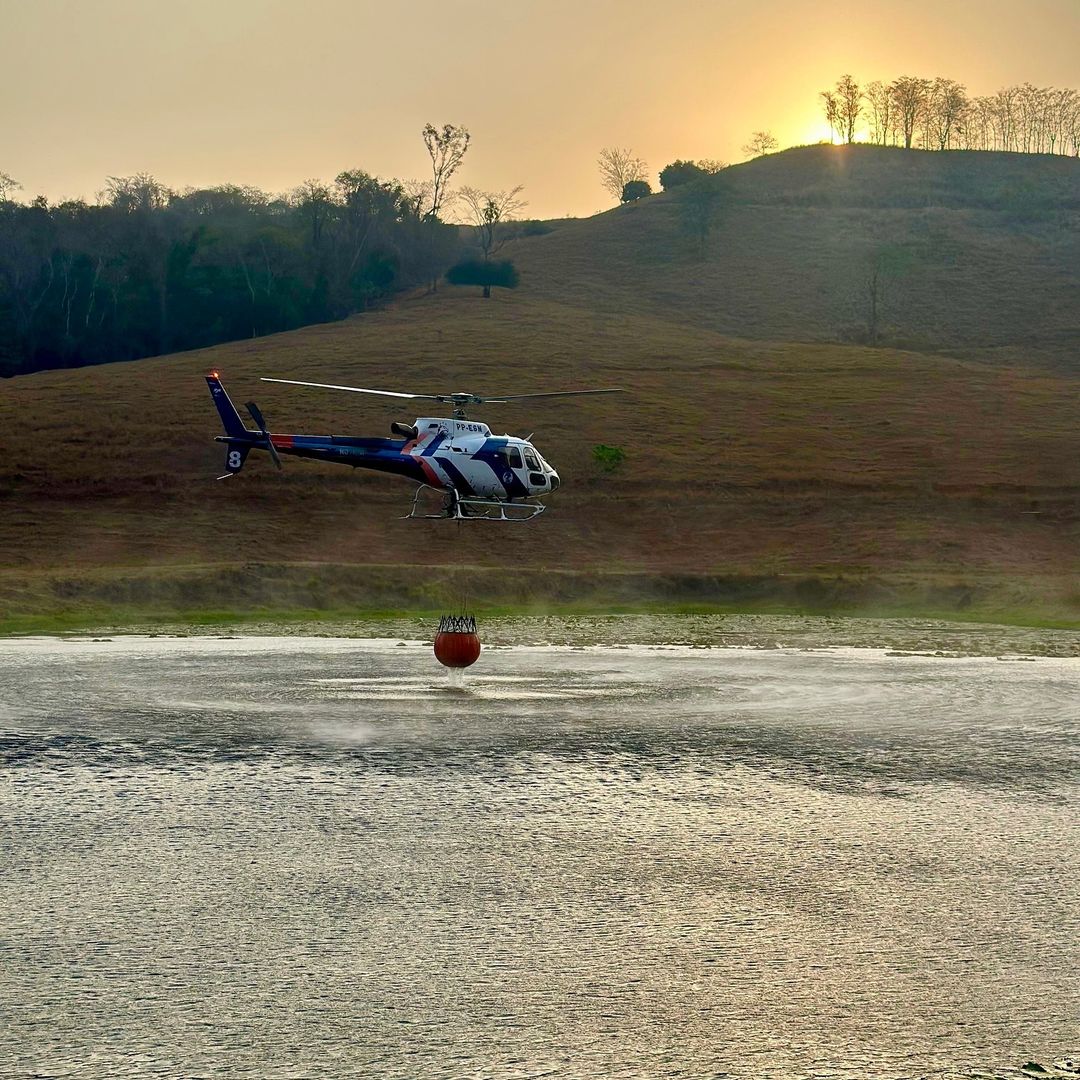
510 145 1080 361
3 146 1080 626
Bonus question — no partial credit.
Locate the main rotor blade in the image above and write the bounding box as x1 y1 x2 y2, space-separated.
261 378 440 402
484 388 627 402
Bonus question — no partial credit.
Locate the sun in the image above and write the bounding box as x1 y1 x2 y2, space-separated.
797 120 841 147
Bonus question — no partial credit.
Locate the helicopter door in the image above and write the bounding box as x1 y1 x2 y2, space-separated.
522 448 546 488
499 446 524 489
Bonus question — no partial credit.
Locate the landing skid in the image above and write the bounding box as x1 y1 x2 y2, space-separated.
405 486 547 522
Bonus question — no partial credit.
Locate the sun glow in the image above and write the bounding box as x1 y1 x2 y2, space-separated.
798 120 841 147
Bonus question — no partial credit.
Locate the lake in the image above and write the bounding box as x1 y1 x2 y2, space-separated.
1 622 1078 1078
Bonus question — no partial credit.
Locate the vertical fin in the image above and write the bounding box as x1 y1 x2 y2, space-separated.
206 373 249 437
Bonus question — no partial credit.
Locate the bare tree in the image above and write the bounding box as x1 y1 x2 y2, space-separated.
742 131 778 157
698 159 728 173
820 90 840 142
991 85 1019 151
105 173 172 213
1048 87 1076 153
422 123 470 220
0 172 19 202
458 186 527 259
597 147 648 202
864 81 894 145
824 71 1079 155
890 76 929 149
921 78 969 149
964 95 995 150
399 179 432 219
820 77 861 142
835 75 862 143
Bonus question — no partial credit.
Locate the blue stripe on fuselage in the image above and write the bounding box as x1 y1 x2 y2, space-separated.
422 432 446 457
435 457 476 497
476 438 528 498
274 435 426 483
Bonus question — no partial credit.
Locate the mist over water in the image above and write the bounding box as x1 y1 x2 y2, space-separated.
1 628 1078 1079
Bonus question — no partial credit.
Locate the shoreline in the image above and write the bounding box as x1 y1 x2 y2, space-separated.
3 609 1079 658
4 561 1080 638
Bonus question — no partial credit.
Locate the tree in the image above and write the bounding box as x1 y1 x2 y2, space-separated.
399 178 432 219
891 76 929 149
742 131 778 157
291 179 332 249
621 179 652 202
446 257 518 298
659 160 706 190
834 75 862 143
925 78 968 150
332 171 408 310
457 186 527 259
421 123 469 292
598 147 648 202
821 91 840 142
103 173 176 353
864 81 894 145
105 173 172 214
0 162 465 377
0 172 20 202
422 123 470 220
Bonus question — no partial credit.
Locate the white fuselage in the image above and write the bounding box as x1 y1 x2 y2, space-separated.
406 417 560 500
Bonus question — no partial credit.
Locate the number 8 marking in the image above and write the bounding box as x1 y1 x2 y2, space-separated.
228 451 242 469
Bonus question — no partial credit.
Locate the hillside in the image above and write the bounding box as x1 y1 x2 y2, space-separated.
3 146 1080 623
509 145 1080 362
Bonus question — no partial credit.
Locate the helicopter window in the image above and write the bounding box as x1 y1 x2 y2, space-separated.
505 447 523 469
523 449 541 471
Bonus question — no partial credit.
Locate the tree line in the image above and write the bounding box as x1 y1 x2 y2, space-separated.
597 73 1080 206
822 75 1080 154
0 124 484 377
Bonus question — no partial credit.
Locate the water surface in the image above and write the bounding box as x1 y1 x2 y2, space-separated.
1 629 1078 1078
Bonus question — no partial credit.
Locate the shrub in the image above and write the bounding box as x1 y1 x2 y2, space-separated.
592 444 626 472
621 180 652 203
659 160 707 190
445 258 519 298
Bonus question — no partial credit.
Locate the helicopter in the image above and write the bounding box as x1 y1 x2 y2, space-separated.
206 372 625 521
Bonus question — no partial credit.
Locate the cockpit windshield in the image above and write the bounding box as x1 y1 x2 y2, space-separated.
523 448 541 471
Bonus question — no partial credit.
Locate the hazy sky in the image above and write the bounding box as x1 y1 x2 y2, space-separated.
3 0 1078 217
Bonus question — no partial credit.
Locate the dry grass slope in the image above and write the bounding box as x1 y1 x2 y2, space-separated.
2 146 1080 619
510 145 1080 360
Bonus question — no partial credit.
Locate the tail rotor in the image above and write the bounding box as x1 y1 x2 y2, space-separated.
245 401 283 470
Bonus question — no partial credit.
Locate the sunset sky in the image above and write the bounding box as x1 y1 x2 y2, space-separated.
4 0 1078 218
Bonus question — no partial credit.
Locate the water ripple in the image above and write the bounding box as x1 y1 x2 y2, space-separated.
1 633 1077 1078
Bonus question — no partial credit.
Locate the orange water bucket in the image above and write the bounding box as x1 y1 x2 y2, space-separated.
434 614 481 668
